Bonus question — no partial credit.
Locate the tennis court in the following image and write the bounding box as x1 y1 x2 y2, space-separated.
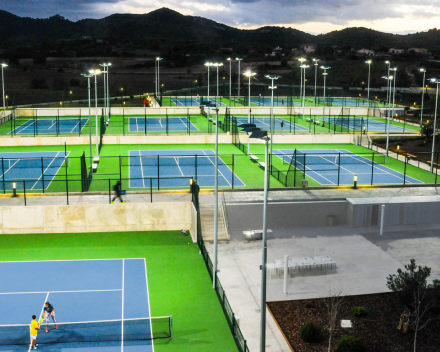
128 150 245 188
275 149 422 185
0 258 171 351
9 118 89 135
235 116 308 132
322 116 416 133
128 117 198 132
250 97 291 106
0 151 69 190
171 98 225 107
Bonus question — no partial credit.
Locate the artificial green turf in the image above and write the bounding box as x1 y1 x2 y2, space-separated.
0 231 239 352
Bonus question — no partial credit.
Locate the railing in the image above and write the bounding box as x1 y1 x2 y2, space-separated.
191 182 249 352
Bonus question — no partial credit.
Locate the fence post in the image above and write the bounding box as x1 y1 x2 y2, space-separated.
1 158 4 194
109 179 111 204
150 178 153 203
23 180 26 206
371 153 375 185
66 178 69 205
41 157 45 193
403 155 407 185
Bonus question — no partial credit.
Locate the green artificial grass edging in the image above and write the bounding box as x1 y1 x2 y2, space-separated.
0 231 239 352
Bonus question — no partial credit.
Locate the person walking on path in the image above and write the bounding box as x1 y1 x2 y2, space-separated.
112 180 124 203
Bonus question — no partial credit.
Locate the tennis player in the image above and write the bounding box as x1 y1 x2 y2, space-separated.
30 315 39 350
43 302 58 333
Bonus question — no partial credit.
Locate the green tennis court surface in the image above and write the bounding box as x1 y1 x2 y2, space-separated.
0 231 238 352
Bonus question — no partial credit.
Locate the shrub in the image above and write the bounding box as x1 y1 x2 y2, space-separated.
299 321 322 343
336 336 366 352
351 306 367 317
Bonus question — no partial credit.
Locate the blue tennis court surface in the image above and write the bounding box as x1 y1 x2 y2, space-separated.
128 150 245 188
0 151 69 190
274 149 422 185
235 116 308 132
0 259 154 352
10 118 89 135
250 97 292 106
128 117 198 132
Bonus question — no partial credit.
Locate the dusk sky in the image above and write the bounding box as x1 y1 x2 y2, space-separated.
0 0 439 34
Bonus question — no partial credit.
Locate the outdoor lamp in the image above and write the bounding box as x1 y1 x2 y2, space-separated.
12 182 17 197
353 175 358 189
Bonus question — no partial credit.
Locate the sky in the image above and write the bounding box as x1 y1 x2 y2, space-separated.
0 0 440 35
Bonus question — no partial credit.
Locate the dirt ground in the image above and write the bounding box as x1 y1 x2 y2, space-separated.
268 292 440 352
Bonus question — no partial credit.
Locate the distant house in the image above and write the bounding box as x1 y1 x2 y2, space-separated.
408 48 429 55
389 48 405 55
356 48 375 57
81 36 92 40
301 44 317 53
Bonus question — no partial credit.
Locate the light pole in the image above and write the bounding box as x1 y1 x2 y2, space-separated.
247 129 270 352
265 75 281 156
1 63 8 117
236 58 242 97
89 69 102 158
298 58 306 103
428 78 440 172
205 62 214 103
244 70 257 155
156 57 163 103
227 58 232 98
213 63 223 104
391 67 397 122
80 72 94 169
300 64 309 120
99 63 111 118
385 60 391 105
321 66 330 119
312 59 319 98
212 103 221 288
366 60 372 101
419 68 426 126
382 75 393 157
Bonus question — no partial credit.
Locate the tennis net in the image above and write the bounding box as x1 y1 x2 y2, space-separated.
282 152 385 165
123 155 227 167
0 316 172 345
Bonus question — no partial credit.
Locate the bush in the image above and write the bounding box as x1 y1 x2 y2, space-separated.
351 306 367 317
299 321 322 343
336 336 366 352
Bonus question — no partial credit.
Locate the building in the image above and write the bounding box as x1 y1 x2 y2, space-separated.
356 48 375 57
389 48 405 55
301 44 317 53
407 48 429 55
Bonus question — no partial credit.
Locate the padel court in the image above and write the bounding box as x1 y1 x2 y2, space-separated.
128 117 198 132
234 116 308 132
9 119 89 135
0 151 69 190
322 116 415 133
171 98 225 107
0 259 171 351
274 149 422 185
128 150 245 188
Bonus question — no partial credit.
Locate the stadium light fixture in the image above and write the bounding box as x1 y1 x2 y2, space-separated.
419 68 426 127
248 128 270 352
320 66 331 120
312 59 320 97
236 58 243 97
365 60 372 101
265 75 281 157
428 78 440 172
1 63 7 117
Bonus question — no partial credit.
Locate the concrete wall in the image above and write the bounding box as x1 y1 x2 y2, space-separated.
226 201 348 234
0 133 354 147
0 202 191 234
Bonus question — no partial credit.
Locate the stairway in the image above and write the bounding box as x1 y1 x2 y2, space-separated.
200 203 229 242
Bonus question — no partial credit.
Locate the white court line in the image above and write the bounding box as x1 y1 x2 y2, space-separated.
121 259 125 352
70 119 81 133
138 150 146 188
201 150 232 187
144 258 155 350
174 157 185 176
0 289 123 295
30 151 62 190
44 151 71 191
48 120 57 130
0 258 144 264
0 159 20 179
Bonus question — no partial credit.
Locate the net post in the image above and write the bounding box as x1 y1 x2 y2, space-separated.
41 157 45 193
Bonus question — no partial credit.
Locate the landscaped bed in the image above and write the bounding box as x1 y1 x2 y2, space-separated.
268 292 440 352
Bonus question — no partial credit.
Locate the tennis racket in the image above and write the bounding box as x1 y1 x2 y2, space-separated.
37 316 43 327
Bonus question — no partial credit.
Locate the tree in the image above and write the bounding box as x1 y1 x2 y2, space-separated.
387 259 440 352
322 287 345 352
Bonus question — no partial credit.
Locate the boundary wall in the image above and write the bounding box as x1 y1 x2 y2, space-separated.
0 202 191 234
